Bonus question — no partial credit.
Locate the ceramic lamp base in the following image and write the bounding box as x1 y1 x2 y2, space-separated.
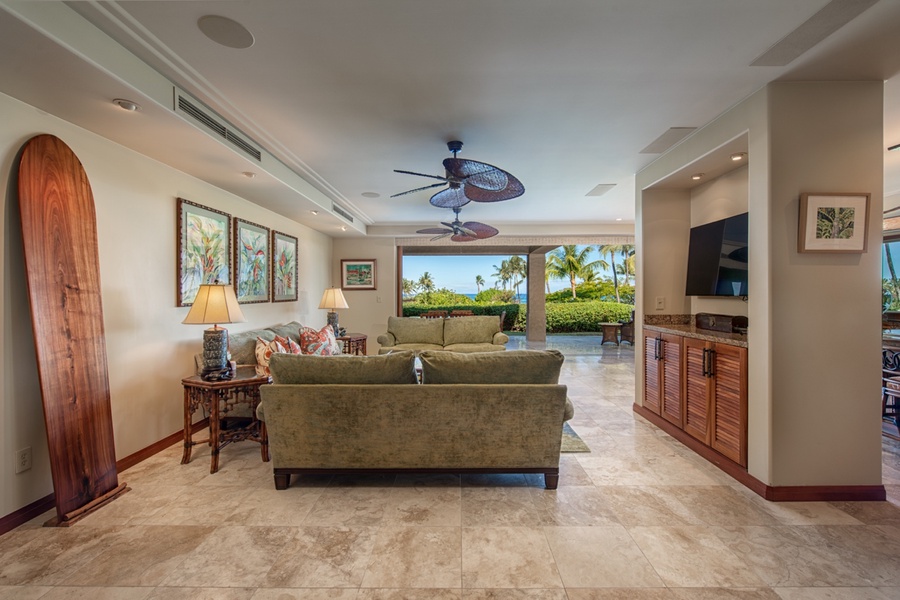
200 326 228 380
326 311 340 337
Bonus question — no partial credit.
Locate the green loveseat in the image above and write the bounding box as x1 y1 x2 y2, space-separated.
376 315 508 354
257 349 573 489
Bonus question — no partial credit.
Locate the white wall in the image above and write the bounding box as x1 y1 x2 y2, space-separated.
1 92 333 518
331 237 398 351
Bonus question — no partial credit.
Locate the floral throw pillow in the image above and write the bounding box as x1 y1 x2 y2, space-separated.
299 325 338 356
274 335 302 355
255 337 287 377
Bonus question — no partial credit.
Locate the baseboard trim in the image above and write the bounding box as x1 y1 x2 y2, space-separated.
0 493 55 536
1 419 209 536
632 403 886 502
115 418 209 473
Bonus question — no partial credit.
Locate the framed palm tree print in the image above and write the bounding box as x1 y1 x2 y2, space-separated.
234 218 270 303
272 230 299 302
177 198 231 306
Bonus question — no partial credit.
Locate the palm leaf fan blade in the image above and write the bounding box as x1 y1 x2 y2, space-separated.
430 186 469 208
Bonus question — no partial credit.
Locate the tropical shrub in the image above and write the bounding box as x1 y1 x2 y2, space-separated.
511 301 634 333
475 287 515 303
546 282 634 305
402 303 519 330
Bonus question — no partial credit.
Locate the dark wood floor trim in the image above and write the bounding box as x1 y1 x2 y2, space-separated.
1 419 209 537
115 418 209 473
0 493 55 536
632 403 886 502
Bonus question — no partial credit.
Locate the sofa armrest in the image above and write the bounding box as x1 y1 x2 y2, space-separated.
492 332 510 345
377 332 396 347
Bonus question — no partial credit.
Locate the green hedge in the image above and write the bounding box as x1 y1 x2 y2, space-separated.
511 301 634 333
402 301 633 333
402 303 520 330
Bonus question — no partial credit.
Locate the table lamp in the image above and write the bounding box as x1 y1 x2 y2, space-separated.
318 287 349 337
183 283 246 380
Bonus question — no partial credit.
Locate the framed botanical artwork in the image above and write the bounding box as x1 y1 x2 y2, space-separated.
233 218 270 304
177 198 231 306
798 192 870 254
341 259 377 290
271 230 299 302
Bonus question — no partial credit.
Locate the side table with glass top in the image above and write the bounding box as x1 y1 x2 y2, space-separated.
181 366 270 474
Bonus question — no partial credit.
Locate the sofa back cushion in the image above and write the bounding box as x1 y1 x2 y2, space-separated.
388 316 444 345
268 321 304 346
419 349 564 384
229 328 275 366
442 315 501 345
269 351 418 384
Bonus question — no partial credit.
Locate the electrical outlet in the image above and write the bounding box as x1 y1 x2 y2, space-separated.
15 447 32 473
376 296 382 303
655 296 665 310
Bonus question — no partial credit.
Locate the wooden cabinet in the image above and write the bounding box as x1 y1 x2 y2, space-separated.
643 333 683 426
644 329 748 468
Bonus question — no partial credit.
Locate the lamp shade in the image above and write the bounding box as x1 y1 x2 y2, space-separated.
318 287 349 311
182 283 247 325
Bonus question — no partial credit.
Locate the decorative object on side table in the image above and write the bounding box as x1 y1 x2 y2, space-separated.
271 230 298 302
182 282 246 381
798 192 870 253
341 259 377 290
318 287 349 337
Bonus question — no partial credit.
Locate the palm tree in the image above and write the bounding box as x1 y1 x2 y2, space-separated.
598 244 634 302
507 255 527 302
417 272 435 294
475 275 485 293
492 260 512 291
546 245 601 299
401 277 417 299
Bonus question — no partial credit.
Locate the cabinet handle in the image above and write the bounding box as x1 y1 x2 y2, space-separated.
707 348 716 378
653 337 659 360
657 337 664 361
701 348 708 377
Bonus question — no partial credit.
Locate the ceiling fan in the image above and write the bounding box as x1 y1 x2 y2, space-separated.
416 206 499 242
391 140 524 208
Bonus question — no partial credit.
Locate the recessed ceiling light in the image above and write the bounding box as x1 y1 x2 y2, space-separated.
198 15 254 49
310 210 319 215
616 218 623 221
242 171 256 179
112 98 140 112
691 173 704 180
730 152 747 161
361 192 381 198
340 226 348 231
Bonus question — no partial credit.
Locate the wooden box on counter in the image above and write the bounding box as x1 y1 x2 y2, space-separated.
695 313 748 334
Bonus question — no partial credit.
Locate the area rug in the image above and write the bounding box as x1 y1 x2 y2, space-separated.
561 422 591 452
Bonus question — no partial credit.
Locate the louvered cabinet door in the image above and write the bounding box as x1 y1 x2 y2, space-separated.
683 337 712 444
710 343 748 466
660 334 684 427
643 334 661 415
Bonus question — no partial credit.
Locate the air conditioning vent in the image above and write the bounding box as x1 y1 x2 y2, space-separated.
174 89 262 162
332 203 354 223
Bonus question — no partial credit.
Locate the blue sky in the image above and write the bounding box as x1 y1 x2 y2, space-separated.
403 246 611 295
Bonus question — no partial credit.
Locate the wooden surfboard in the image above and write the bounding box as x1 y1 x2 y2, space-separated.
17 134 126 525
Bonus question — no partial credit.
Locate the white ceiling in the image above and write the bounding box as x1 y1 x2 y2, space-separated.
1 0 900 239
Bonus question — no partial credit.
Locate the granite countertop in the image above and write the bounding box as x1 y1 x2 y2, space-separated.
643 323 748 348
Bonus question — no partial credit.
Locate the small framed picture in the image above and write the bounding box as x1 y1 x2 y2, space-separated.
341 259 377 290
177 198 231 307
798 193 870 253
234 218 270 304
271 230 299 302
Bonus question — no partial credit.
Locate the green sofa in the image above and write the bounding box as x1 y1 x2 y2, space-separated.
257 349 573 489
376 315 509 354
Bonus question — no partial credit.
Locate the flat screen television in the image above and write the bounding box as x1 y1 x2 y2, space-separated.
685 212 748 297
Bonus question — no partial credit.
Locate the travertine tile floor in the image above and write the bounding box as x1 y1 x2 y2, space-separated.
2 341 900 600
